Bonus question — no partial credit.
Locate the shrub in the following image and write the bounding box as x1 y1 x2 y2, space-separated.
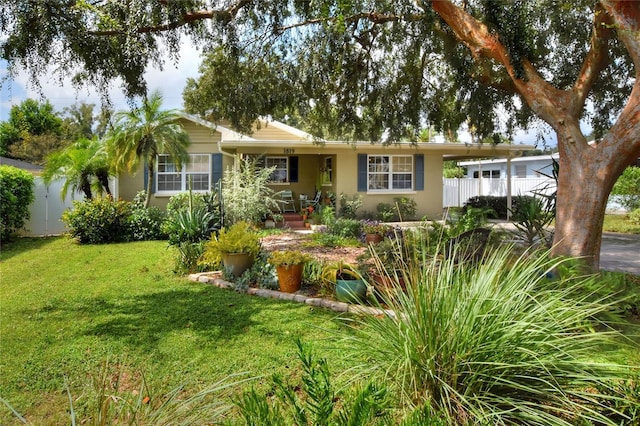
611 166 640 211
0 165 35 241
339 193 363 219
464 195 537 219
327 218 362 238
375 203 395 222
128 191 167 241
347 241 639 424
630 208 640 225
62 196 131 244
393 197 417 221
221 156 281 225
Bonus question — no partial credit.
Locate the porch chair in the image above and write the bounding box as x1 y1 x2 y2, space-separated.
279 190 297 213
301 190 322 211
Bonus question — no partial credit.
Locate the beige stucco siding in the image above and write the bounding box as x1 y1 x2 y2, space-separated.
334 149 443 220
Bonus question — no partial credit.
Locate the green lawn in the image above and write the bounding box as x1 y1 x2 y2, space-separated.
0 237 352 425
603 213 640 234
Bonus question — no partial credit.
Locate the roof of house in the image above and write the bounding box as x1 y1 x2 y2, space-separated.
458 152 559 166
178 113 534 159
0 156 43 173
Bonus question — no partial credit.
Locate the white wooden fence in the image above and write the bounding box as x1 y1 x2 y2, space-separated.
22 178 78 236
443 177 556 208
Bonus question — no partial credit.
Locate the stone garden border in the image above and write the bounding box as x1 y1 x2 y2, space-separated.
189 271 396 317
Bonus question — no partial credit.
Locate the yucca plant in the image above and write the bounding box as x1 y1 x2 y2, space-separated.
345 237 639 425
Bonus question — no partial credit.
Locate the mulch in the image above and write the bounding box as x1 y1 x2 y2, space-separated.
260 231 367 264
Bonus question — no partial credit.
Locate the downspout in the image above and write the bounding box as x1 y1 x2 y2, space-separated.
217 139 236 168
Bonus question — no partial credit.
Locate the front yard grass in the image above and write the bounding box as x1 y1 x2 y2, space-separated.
603 213 640 234
0 237 352 424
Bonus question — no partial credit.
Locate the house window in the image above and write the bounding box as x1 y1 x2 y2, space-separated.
368 155 413 191
473 170 500 178
322 156 332 185
157 154 210 192
265 157 288 183
515 165 527 178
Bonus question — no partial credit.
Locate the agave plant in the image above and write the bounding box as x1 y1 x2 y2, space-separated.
346 237 639 425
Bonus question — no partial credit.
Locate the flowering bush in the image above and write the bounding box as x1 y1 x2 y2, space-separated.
361 220 391 236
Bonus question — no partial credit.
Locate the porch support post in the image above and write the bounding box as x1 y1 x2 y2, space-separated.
506 156 513 221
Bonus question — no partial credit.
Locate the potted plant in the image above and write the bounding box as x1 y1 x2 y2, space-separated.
268 250 312 293
201 221 261 277
362 220 391 244
321 261 367 304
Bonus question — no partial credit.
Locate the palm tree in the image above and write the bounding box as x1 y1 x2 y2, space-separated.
106 90 190 208
43 137 112 200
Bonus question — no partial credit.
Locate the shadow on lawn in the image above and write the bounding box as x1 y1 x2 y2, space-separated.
0 236 62 261
28 286 320 351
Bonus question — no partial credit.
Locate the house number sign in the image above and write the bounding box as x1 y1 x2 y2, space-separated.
284 148 295 154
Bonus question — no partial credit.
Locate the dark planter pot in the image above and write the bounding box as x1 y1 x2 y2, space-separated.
222 252 254 277
276 264 304 293
335 278 367 304
365 233 384 244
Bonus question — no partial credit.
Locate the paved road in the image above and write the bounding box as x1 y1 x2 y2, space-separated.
600 232 640 275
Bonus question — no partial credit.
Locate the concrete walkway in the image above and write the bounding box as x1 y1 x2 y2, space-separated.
600 232 640 275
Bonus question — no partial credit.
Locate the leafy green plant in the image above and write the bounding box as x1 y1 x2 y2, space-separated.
611 166 640 211
235 339 390 425
347 241 640 425
393 197 417 221
509 194 555 247
361 220 391 237
0 165 35 241
375 202 395 222
338 193 363 219
268 250 312 267
172 241 207 275
221 156 281 225
327 218 362 238
62 196 132 244
630 208 640 225
129 191 167 241
201 221 261 265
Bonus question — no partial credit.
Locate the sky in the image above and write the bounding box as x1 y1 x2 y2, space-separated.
0 41 203 123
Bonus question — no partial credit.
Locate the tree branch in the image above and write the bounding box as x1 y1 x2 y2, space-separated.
431 0 569 128
88 0 251 36
277 11 422 32
569 2 614 116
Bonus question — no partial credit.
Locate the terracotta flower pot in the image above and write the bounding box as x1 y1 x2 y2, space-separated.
365 233 384 244
276 264 304 293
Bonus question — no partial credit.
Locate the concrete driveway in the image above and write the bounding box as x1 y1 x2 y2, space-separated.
600 232 640 275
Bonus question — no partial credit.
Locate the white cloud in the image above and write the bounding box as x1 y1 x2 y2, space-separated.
0 39 202 120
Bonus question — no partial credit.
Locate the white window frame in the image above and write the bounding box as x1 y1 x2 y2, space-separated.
265 156 289 184
156 154 211 194
367 155 414 192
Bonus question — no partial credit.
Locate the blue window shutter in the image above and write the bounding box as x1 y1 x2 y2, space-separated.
357 154 367 192
212 154 223 189
415 154 424 191
289 156 299 182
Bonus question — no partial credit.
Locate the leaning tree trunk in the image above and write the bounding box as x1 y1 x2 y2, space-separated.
145 163 153 208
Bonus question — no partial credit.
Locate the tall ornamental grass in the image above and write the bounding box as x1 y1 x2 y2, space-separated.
348 239 639 425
